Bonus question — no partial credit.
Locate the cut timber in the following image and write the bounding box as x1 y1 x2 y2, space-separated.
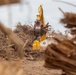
0 23 24 58
45 38 76 75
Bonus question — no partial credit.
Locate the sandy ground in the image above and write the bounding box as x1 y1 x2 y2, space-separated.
0 56 64 75
22 59 63 75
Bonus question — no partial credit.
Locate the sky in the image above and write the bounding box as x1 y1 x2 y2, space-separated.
0 0 76 33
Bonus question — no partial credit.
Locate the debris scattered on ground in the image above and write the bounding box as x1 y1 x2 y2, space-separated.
0 22 45 60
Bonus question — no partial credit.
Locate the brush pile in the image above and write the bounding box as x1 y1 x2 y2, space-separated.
14 23 44 60
0 23 45 60
14 23 34 50
45 12 76 75
0 30 17 59
45 37 76 75
60 12 76 36
0 22 34 59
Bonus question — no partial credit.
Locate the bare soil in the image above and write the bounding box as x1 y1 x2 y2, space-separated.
22 59 63 75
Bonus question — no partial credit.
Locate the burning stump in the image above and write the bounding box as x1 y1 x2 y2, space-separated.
45 38 76 75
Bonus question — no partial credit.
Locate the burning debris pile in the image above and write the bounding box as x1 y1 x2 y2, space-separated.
45 12 76 75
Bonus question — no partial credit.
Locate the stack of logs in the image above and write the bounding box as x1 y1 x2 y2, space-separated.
60 12 76 36
45 12 76 75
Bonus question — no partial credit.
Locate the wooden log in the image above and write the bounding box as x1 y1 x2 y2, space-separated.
45 52 76 71
51 44 75 57
0 0 20 5
47 46 76 67
54 37 75 49
45 45 76 75
0 23 24 58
